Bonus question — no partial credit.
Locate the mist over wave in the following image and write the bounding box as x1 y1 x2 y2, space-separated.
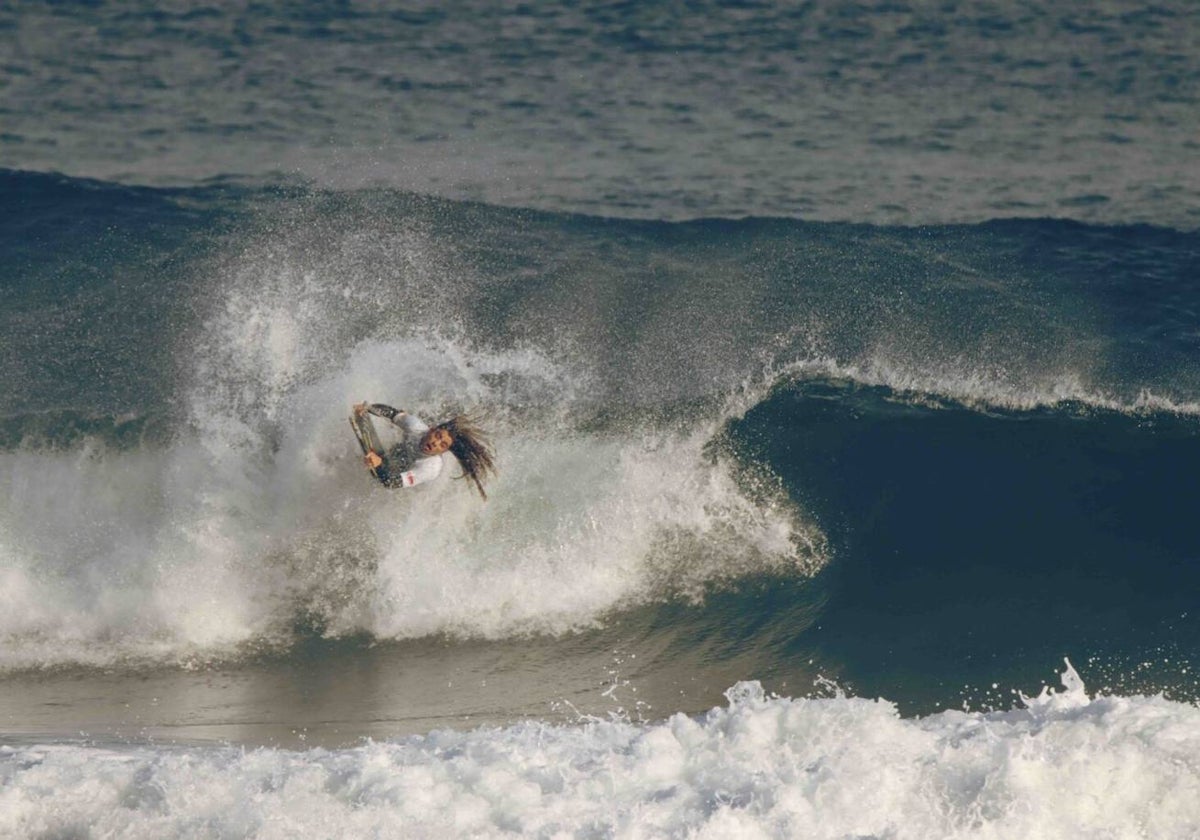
1 192 832 670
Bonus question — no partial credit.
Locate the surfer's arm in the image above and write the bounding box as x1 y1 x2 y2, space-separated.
387 454 444 489
366 403 430 435
365 403 405 422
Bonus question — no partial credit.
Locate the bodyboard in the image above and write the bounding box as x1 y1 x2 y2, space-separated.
349 412 386 480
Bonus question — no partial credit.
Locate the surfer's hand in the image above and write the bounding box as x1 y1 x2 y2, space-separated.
365 451 383 469
353 401 368 416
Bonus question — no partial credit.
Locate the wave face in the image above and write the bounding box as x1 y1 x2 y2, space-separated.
735 379 1200 709
2 173 1198 714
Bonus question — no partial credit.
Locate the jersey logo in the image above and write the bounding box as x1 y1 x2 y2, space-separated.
405 473 415 486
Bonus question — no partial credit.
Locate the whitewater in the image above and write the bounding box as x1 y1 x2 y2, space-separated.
5 665 1200 839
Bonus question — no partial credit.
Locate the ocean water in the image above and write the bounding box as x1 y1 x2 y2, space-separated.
2 2 1200 837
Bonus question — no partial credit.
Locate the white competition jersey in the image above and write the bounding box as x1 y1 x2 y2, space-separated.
368 405 445 489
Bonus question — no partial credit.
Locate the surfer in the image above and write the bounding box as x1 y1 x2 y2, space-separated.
351 402 496 498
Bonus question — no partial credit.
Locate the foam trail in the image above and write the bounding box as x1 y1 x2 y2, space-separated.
3 663 1198 839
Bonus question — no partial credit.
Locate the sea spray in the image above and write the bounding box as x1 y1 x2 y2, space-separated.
0 326 825 670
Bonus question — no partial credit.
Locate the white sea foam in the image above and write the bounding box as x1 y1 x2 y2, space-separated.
3 662 1197 839
0 323 821 670
0 225 823 669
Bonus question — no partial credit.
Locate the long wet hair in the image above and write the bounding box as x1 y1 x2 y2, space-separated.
435 414 497 499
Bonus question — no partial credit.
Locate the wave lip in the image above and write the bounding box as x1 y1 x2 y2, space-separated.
3 663 1198 838
767 354 1200 419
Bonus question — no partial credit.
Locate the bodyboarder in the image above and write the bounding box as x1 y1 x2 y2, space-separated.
351 402 496 499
